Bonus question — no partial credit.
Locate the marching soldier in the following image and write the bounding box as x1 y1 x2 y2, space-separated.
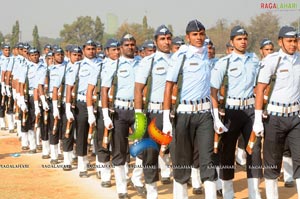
66 40 102 177
210 26 262 199
254 26 300 198
0 44 14 133
134 24 173 199
101 33 140 199
62 45 83 170
171 37 185 53
163 19 217 199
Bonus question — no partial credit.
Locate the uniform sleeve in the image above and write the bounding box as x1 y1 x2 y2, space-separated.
65 64 78 86
257 57 274 84
166 57 181 82
135 58 151 84
87 67 100 86
35 66 47 87
101 64 115 88
18 66 27 84
210 58 227 89
6 57 14 71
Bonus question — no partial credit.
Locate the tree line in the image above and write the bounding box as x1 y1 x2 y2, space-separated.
0 12 298 55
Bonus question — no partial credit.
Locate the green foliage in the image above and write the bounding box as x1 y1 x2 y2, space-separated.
0 32 4 45
60 16 105 48
32 25 41 52
10 20 20 48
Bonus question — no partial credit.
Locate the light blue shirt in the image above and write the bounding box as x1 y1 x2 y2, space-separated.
211 51 260 99
18 61 46 89
167 45 211 101
0 55 14 73
258 49 300 104
12 55 26 79
101 56 140 100
66 57 102 94
135 51 171 102
48 63 67 92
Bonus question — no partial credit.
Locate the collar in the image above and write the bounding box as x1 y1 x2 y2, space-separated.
230 51 251 61
278 49 297 63
186 45 207 59
154 51 170 61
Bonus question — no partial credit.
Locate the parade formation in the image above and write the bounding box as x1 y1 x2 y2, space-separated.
1 19 300 199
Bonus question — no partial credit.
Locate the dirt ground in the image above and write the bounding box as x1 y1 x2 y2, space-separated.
0 130 297 199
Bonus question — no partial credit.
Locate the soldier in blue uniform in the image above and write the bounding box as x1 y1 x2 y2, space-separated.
211 26 262 199
101 33 140 199
163 19 217 199
254 26 300 199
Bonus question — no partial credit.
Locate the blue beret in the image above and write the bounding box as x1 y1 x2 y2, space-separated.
23 43 31 50
17 42 24 49
204 37 213 46
44 44 52 50
96 42 102 48
83 39 97 48
230 26 248 38
45 51 54 58
70 46 82 53
172 37 185 46
154 25 172 37
28 47 39 54
52 44 60 50
120 33 136 44
105 39 120 49
186 20 205 33
97 52 105 59
2 44 10 49
53 47 64 54
278 26 297 38
226 42 233 48
142 40 156 49
260 38 273 49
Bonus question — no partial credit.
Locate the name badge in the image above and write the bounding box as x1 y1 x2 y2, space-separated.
279 69 288 73
230 68 238 72
120 70 127 73
190 63 198 66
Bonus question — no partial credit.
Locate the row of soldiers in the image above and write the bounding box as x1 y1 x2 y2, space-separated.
1 19 300 199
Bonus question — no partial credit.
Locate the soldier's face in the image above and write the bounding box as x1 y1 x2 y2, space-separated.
185 30 206 48
231 35 248 54
106 47 120 60
144 48 156 56
260 44 274 58
70 52 82 63
2 48 10 57
121 40 136 58
83 45 96 59
29 53 40 64
46 57 53 66
207 45 215 59
171 45 180 53
278 38 297 55
297 39 300 52
155 34 172 54
54 53 64 64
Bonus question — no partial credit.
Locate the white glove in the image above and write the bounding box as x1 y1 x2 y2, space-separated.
12 89 16 100
65 103 74 121
52 100 60 119
162 110 172 136
19 96 27 112
34 101 40 116
40 95 49 111
87 106 96 125
5 85 11 97
252 110 264 137
16 93 21 106
1 82 6 96
213 108 228 134
102 107 113 129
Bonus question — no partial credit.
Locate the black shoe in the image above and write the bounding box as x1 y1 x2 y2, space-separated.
284 181 295 188
50 159 59 164
63 165 72 171
96 171 101 179
42 154 50 159
1 127 6 130
187 178 192 187
161 177 171 184
101 181 112 188
28 149 37 154
36 145 42 150
9 129 15 133
91 153 96 157
72 157 78 165
118 193 130 199
22 146 29 151
192 187 203 195
58 154 64 160
216 189 223 197
134 185 146 196
79 171 88 178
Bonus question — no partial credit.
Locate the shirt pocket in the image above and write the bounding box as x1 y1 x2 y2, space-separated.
118 69 129 78
80 69 90 77
228 67 242 78
277 68 289 79
153 66 166 75
28 71 35 80
185 61 202 72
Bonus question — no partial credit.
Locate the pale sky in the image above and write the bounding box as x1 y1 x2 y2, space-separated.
1 0 299 41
